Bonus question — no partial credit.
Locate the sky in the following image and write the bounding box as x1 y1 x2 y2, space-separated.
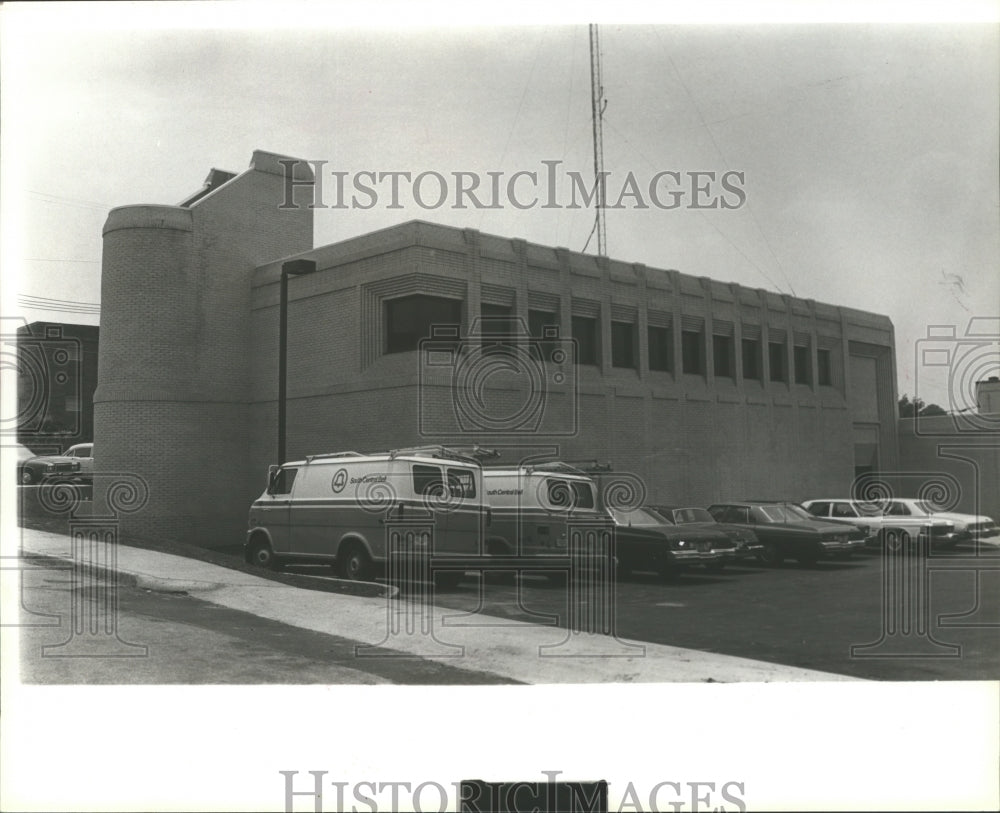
3 4 998 410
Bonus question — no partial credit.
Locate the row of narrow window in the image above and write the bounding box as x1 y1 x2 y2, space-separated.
384 294 834 385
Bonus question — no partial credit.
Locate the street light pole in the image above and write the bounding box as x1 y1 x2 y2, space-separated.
278 259 317 464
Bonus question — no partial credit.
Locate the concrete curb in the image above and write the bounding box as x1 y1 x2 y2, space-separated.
22 551 225 594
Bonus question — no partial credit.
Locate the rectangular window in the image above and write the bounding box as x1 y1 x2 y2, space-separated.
385 295 462 354
768 341 787 382
742 338 761 380
545 478 595 509
611 321 637 369
794 345 811 385
648 326 672 372
681 329 704 375
572 316 599 365
480 303 516 351
529 309 559 361
713 335 734 378
817 348 832 386
447 468 476 499
412 464 444 496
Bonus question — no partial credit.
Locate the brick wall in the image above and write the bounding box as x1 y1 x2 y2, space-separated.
95 152 313 546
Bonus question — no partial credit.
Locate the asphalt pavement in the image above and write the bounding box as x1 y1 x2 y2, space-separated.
13 527 859 684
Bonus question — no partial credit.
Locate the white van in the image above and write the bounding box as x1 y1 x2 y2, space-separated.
246 446 504 584
482 462 612 565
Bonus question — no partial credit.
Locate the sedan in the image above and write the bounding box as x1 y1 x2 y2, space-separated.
707 501 866 565
880 498 997 543
651 505 763 563
606 506 735 579
17 446 82 484
61 443 94 482
801 498 958 550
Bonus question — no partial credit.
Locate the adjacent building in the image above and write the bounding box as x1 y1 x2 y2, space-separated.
96 151 899 548
16 321 99 452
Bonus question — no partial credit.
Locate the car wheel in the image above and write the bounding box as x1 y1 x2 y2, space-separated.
880 528 910 551
337 542 373 581
20 469 36 485
796 551 820 565
247 537 278 570
758 543 784 566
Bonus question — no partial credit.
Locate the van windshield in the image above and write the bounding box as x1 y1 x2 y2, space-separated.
268 467 297 495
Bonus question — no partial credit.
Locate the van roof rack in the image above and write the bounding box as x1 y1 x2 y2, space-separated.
304 451 364 462
484 460 604 477
387 445 500 464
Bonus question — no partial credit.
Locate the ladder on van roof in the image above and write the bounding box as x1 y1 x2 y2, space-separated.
388 445 500 464
304 451 364 463
484 459 613 476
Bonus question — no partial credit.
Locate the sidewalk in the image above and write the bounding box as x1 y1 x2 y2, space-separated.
15 527 859 683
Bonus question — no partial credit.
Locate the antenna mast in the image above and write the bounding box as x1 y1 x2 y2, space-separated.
588 23 607 257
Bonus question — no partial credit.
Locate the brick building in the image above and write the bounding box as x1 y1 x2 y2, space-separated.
96 151 899 548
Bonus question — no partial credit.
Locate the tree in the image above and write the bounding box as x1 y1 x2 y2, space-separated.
899 393 947 418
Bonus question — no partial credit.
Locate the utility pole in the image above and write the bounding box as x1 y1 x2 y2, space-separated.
589 23 607 257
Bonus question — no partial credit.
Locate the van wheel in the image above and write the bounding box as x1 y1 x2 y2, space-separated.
338 543 373 581
247 538 278 570
485 540 516 584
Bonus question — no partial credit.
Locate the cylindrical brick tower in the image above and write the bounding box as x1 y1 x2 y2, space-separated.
94 151 314 547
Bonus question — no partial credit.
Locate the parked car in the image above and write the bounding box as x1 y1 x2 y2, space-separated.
650 505 763 562
17 445 82 484
707 501 866 565
801 498 959 549
877 498 997 543
61 443 94 482
605 505 735 578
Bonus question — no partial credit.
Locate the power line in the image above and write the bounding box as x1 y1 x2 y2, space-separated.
23 258 99 264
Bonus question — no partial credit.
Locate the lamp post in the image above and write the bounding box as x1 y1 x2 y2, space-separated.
278 258 317 464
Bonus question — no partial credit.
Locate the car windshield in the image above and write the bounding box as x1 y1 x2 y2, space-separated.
673 507 714 524
755 503 812 523
610 507 664 526
645 508 675 524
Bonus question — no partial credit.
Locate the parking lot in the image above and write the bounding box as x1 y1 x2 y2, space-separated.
16 483 1000 682
387 544 1000 681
